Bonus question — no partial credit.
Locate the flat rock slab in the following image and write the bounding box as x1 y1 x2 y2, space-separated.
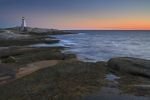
108 57 150 78
16 60 59 78
133 85 150 88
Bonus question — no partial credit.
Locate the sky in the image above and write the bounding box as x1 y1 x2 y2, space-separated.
0 0 150 30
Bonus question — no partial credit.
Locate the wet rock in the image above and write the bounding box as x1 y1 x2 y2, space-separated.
107 57 150 78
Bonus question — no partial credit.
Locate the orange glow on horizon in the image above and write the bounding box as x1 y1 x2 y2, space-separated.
56 20 150 30
29 15 150 30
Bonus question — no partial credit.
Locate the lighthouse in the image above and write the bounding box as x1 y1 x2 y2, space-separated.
20 17 27 31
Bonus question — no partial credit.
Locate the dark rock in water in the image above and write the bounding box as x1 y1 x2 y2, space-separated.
107 57 150 78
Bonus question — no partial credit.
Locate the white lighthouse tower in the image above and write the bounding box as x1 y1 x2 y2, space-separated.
20 17 27 31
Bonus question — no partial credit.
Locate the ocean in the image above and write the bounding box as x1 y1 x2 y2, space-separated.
53 30 150 62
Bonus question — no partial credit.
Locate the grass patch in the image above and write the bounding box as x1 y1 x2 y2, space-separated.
0 47 76 68
13 47 76 65
0 39 59 46
0 60 106 100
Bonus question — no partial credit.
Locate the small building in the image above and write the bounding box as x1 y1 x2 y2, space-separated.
20 17 27 32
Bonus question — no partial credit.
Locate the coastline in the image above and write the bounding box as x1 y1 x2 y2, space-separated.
0 28 149 99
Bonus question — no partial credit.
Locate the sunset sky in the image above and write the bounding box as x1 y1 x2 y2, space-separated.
0 0 150 30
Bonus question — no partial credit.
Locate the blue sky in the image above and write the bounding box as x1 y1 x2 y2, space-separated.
0 0 150 29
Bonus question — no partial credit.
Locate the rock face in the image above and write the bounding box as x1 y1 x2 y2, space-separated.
5 27 73 35
108 57 150 78
0 27 70 46
0 30 29 40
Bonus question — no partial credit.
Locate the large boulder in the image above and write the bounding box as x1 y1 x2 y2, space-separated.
107 57 150 78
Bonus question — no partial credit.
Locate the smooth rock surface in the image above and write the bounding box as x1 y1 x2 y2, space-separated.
0 30 29 40
108 57 150 78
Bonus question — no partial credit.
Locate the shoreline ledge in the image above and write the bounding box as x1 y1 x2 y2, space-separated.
0 27 75 46
0 27 149 99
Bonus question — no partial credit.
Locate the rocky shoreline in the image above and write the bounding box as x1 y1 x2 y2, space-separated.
0 27 149 100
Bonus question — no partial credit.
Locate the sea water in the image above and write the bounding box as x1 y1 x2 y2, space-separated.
53 30 150 62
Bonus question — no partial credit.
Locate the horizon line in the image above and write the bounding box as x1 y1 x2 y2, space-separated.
1 26 150 31
63 29 150 31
